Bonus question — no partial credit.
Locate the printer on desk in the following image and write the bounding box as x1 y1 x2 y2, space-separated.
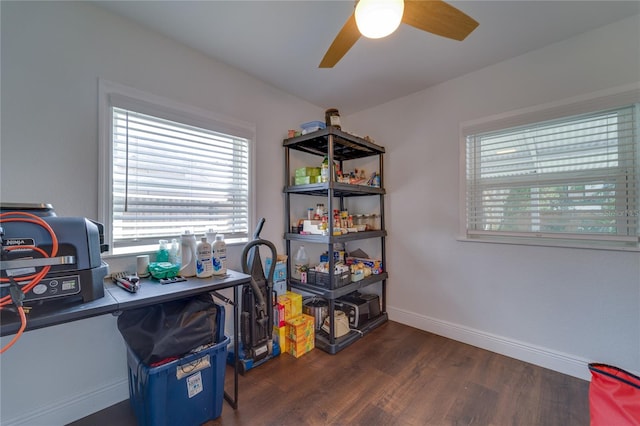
1 203 109 304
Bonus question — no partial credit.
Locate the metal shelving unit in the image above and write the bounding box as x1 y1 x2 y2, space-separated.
283 127 388 354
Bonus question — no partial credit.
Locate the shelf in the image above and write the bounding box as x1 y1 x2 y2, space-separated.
284 182 385 197
289 272 388 299
314 312 388 354
284 125 387 355
285 230 386 244
283 127 385 161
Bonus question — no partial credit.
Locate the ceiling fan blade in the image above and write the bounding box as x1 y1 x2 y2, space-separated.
403 0 479 41
319 13 361 68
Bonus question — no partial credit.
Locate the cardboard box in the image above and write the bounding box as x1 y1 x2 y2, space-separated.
277 291 303 325
320 250 346 263
276 295 291 324
286 336 314 358
302 220 324 234
285 314 314 342
273 326 287 353
294 175 321 185
286 291 302 318
295 167 321 177
273 280 286 297
294 176 311 185
346 257 383 274
265 255 287 282
274 302 286 328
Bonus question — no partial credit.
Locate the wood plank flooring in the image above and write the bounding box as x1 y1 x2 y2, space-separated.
69 321 590 425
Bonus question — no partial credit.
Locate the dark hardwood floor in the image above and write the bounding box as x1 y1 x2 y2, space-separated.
69 321 590 425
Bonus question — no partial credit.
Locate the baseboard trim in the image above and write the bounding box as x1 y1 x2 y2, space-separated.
3 378 129 426
387 306 591 381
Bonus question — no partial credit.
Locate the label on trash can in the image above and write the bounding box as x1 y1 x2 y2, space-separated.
186 371 203 398
176 355 210 380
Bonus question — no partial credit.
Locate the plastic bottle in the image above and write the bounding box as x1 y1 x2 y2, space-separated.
293 245 309 281
156 239 169 262
179 230 197 277
196 237 214 278
212 234 227 276
169 238 180 265
205 228 217 244
321 156 330 183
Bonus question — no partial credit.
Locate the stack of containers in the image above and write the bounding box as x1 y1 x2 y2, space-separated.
294 166 321 185
285 314 315 358
274 291 315 358
126 304 228 426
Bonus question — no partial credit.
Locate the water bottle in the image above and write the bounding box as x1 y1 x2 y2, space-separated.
212 234 227 276
293 245 309 281
179 230 197 277
196 237 214 278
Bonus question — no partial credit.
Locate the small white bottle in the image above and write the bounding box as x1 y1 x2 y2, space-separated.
196 237 214 278
212 234 227 276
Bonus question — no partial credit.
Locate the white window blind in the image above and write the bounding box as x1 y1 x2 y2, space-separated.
465 104 639 249
111 107 250 249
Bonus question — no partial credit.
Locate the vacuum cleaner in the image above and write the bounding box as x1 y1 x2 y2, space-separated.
229 218 280 373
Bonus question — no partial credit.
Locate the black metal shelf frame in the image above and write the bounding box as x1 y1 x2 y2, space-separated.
283 127 388 354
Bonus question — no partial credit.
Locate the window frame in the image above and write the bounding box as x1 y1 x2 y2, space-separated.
98 79 256 256
459 84 640 251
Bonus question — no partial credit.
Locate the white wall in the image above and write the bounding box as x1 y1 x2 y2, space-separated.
0 2 322 425
345 15 640 381
2 2 639 424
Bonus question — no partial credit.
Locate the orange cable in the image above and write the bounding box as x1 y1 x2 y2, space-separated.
0 306 26 354
0 212 59 352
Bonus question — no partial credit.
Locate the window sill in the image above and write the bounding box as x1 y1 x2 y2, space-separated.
457 235 640 252
103 238 248 259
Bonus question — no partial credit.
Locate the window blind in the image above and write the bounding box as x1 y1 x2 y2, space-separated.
465 105 639 247
112 107 250 248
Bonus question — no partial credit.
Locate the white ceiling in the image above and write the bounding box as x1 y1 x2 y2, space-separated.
93 1 640 114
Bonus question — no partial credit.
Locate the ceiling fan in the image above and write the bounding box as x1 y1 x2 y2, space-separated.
319 0 479 68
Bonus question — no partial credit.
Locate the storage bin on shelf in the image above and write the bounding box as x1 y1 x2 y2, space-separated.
126 302 228 426
308 269 351 289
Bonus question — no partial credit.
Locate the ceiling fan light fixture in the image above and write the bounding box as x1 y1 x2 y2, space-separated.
355 0 404 39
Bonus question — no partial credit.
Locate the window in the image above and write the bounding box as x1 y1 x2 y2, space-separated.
99 80 254 255
462 89 639 250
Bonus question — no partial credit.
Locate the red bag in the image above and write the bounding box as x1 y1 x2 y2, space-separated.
589 363 640 426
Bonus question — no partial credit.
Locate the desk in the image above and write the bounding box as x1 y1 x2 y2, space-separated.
0 270 251 409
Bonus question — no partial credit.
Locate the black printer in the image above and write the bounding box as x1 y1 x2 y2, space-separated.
1 203 109 304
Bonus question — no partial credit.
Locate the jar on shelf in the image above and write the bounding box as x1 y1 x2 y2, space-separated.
370 214 380 230
325 108 341 129
361 214 371 230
